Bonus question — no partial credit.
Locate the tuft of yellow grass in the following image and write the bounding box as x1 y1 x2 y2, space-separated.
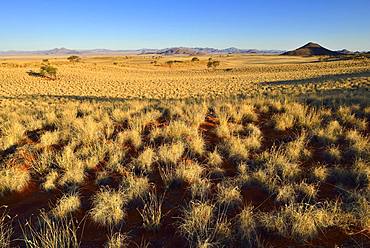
0 166 30 194
91 188 126 226
158 142 185 165
52 193 81 218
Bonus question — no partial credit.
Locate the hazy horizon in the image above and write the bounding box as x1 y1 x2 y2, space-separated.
1 0 370 51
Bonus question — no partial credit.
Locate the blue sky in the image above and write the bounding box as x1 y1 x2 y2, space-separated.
1 0 369 51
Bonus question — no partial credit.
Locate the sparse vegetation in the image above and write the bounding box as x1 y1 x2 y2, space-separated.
0 54 369 247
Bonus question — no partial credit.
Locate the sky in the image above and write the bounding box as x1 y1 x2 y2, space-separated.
1 0 370 51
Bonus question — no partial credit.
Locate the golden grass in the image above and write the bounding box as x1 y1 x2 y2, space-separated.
0 165 30 194
0 207 12 247
0 69 368 247
52 193 81 218
106 232 129 248
91 188 126 226
138 190 164 231
22 212 79 248
0 55 369 99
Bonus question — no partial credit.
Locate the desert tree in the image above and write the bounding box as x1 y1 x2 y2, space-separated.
67 55 81 62
207 60 220 69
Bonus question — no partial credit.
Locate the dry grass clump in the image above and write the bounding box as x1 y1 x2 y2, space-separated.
285 102 321 129
238 206 256 241
158 142 185 165
187 134 205 157
182 103 208 128
216 184 242 207
39 131 60 147
276 184 296 203
191 179 212 201
56 145 86 185
312 165 328 182
207 148 223 167
272 112 295 131
336 106 360 127
91 188 126 226
179 200 232 246
324 145 342 163
106 232 129 248
132 147 155 173
179 201 214 245
41 170 59 191
345 129 369 158
59 161 85 186
260 147 301 181
159 164 177 189
123 175 151 203
32 150 54 175
22 212 79 248
284 132 310 161
0 121 25 150
162 121 198 141
214 108 231 139
0 207 12 247
354 159 370 190
72 116 104 144
176 160 204 184
315 120 343 144
355 197 370 229
52 193 81 218
229 103 258 123
296 181 317 200
117 129 142 149
224 136 249 161
138 190 164 231
0 165 30 194
259 202 342 241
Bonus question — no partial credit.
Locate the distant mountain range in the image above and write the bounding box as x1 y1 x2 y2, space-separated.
0 43 364 56
143 47 285 55
0 47 285 56
0 48 135 56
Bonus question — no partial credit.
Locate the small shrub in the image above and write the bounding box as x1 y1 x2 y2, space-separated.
207 60 220 69
67 55 81 62
39 64 58 79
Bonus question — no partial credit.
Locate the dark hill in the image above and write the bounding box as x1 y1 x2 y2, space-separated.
282 42 341 56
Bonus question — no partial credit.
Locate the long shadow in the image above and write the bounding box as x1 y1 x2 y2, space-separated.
260 70 370 86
